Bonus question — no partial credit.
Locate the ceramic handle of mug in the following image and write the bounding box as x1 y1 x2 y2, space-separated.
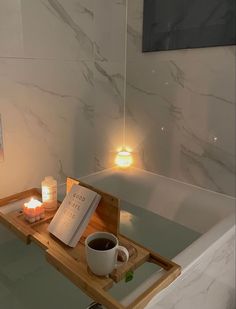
116 246 129 267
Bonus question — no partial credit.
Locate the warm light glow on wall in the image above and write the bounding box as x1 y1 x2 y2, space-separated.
115 149 133 168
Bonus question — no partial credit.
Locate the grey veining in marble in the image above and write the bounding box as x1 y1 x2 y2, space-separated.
126 0 236 196
94 0 126 63
95 61 124 115
0 58 96 196
93 60 125 172
169 60 235 105
147 232 235 309
0 0 127 196
46 0 93 58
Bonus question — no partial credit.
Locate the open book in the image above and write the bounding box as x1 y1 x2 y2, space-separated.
48 184 101 247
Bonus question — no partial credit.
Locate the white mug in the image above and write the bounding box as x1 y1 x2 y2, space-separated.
85 232 129 276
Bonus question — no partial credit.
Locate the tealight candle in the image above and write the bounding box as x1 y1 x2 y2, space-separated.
23 198 44 223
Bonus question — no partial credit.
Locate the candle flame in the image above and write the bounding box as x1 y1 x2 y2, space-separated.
25 198 42 209
115 149 133 168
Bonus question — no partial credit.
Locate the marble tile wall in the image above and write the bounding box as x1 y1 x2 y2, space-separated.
0 0 126 197
93 0 126 170
126 0 236 196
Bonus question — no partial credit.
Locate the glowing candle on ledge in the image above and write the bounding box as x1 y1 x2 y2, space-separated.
115 149 133 168
23 198 44 223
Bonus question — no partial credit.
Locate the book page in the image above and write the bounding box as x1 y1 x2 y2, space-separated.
69 194 101 247
48 184 98 245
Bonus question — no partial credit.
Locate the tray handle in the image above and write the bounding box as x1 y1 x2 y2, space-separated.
126 263 181 309
46 249 181 309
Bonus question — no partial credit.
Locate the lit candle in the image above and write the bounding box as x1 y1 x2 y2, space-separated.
23 198 44 223
115 149 133 168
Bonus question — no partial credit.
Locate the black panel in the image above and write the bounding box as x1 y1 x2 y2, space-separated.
142 0 236 52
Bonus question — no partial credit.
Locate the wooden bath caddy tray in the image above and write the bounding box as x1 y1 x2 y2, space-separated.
0 177 181 309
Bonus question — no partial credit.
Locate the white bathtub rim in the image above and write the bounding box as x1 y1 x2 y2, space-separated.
80 168 236 307
173 214 235 270
147 223 235 307
121 220 235 307
81 167 236 201
130 167 236 200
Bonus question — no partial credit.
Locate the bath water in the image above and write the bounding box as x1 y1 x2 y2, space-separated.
109 200 201 301
0 200 201 308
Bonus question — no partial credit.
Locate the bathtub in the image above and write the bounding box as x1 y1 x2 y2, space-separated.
0 167 235 309
80 167 235 308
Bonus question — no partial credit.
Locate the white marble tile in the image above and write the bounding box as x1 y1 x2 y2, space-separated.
94 0 126 62
0 58 95 197
93 61 125 170
0 0 24 57
21 0 94 60
146 232 235 309
0 0 127 195
126 0 143 62
94 61 125 117
126 0 236 196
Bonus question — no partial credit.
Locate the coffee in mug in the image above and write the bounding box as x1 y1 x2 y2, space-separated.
88 238 116 251
85 232 129 276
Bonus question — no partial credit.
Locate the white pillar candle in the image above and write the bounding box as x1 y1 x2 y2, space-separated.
41 176 58 211
23 198 44 223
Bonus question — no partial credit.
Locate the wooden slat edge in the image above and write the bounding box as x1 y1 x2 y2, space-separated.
30 231 51 250
66 177 79 194
0 188 41 207
148 252 179 271
127 265 181 309
46 249 125 309
119 234 180 271
110 236 150 282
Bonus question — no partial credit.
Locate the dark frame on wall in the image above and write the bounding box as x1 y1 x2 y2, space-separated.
142 0 236 52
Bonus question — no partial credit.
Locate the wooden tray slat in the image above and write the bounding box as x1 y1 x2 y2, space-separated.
0 178 181 309
111 235 150 283
127 266 181 309
0 188 41 207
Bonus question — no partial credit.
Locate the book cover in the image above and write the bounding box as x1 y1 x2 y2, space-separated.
48 184 101 247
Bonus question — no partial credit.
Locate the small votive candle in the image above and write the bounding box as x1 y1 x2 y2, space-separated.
23 198 45 223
